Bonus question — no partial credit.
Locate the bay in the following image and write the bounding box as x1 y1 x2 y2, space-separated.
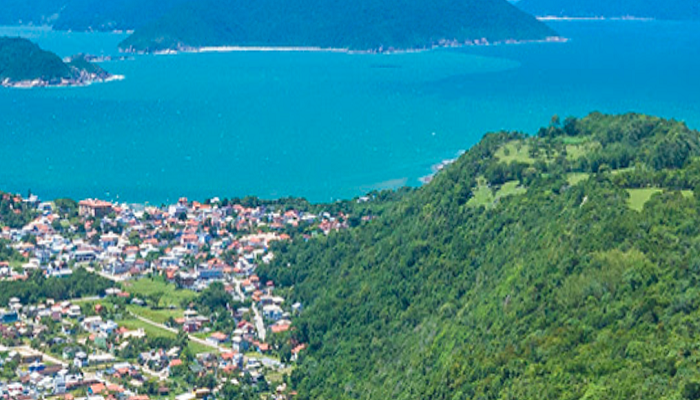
0 20 698 203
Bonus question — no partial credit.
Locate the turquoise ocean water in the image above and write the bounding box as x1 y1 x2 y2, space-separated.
1 21 699 203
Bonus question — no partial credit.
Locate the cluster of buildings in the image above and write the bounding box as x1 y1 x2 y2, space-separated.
1 196 347 286
0 194 354 399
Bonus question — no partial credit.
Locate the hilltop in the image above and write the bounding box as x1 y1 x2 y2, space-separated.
0 0 182 31
514 0 700 20
258 113 700 399
118 0 557 53
0 37 113 87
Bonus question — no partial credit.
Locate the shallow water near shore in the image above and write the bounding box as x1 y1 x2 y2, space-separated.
1 21 699 203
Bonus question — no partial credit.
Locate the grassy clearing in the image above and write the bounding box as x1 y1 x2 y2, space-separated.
626 188 694 211
467 178 494 208
567 173 590 187
468 179 526 208
119 318 213 354
124 278 197 308
560 136 591 145
127 305 184 324
611 167 636 175
565 142 599 161
494 181 526 200
266 366 295 384
495 141 535 165
120 318 176 338
627 188 662 211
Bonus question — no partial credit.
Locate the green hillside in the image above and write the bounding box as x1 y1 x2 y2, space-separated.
0 0 182 31
259 113 700 399
0 37 72 83
0 37 111 86
515 0 700 20
119 0 557 53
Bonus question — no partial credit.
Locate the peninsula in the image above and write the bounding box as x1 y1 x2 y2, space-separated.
118 0 558 53
0 37 115 88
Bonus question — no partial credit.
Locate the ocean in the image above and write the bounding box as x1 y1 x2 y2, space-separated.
1 20 699 204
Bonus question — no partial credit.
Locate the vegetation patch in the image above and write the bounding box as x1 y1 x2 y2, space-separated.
124 278 197 308
127 305 184 324
494 180 527 200
626 188 663 211
565 141 600 161
494 141 535 165
467 177 494 208
567 172 590 186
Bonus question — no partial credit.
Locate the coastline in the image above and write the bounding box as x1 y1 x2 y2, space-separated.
1 74 124 89
538 16 654 22
123 36 569 56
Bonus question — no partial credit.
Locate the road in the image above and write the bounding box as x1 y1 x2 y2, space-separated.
251 303 266 341
127 311 231 353
230 277 266 341
11 345 68 367
84 265 128 283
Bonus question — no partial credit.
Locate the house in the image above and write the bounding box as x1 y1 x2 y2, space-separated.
183 320 202 333
206 332 228 346
74 352 88 368
262 304 283 321
291 344 307 362
74 250 97 263
0 308 19 324
232 336 250 353
79 199 113 218
81 316 103 332
88 382 106 395
88 353 115 365
67 305 81 318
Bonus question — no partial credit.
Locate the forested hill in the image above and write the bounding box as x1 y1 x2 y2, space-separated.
514 0 700 20
118 0 556 53
0 0 182 31
0 37 111 87
259 113 700 399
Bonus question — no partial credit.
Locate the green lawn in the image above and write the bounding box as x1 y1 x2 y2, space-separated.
566 172 590 187
627 188 663 211
123 278 197 308
494 141 535 165
467 178 494 208
119 318 213 354
127 305 184 324
611 167 636 175
120 318 176 338
627 188 694 211
494 181 526 200
468 179 526 208
565 142 599 161
559 136 591 145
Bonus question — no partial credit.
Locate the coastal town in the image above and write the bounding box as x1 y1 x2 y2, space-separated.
0 192 354 399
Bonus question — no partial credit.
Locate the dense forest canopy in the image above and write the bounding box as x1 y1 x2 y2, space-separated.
0 37 110 84
0 37 72 82
0 0 182 31
0 268 113 305
119 0 555 53
259 112 700 399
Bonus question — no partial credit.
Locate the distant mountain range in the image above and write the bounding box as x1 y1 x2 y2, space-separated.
117 0 557 53
0 0 182 31
514 0 700 20
0 37 112 87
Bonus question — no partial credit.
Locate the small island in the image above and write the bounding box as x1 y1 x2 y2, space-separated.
0 37 117 88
